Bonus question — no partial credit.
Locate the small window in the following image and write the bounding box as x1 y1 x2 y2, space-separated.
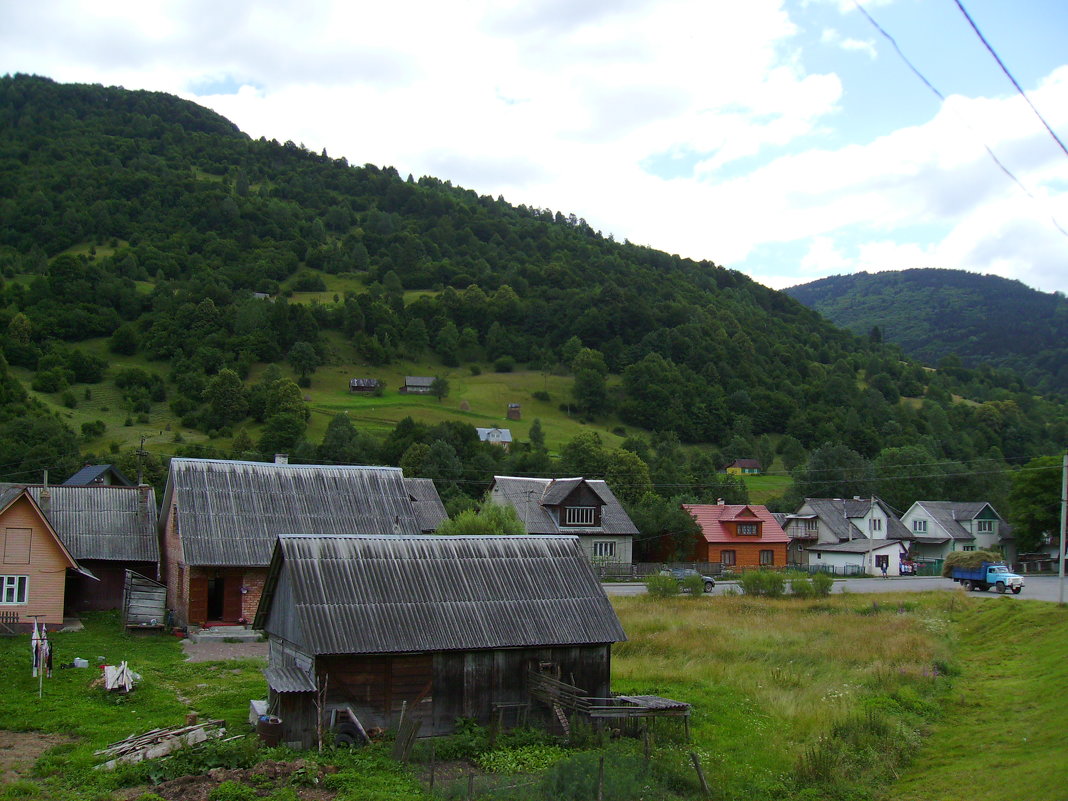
3 528 31 564
875 554 889 569
962 545 976 552
759 549 774 565
1 575 28 604
720 550 736 566
592 541 615 558
870 518 882 532
804 520 818 532
977 521 993 533
737 523 759 536
564 507 596 526
912 520 927 533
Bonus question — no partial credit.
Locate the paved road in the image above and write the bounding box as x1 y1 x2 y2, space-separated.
602 574 1067 602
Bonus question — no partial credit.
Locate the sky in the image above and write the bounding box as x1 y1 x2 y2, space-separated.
3 0 1067 294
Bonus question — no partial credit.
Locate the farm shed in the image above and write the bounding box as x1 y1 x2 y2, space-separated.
160 459 445 627
253 534 627 749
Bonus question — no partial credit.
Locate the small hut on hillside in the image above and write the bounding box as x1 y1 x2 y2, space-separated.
253 534 627 748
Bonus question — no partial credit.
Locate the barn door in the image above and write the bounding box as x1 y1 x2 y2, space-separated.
188 574 208 625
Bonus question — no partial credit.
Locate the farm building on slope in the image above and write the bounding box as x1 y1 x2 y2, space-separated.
159 458 447 627
253 534 627 748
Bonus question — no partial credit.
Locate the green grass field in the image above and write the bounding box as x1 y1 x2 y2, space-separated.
1 591 1060 800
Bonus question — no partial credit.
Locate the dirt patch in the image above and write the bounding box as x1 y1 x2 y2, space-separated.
0 730 75 784
114 759 338 800
181 639 268 663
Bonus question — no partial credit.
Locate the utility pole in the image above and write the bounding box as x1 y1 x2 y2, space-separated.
1058 452 1066 606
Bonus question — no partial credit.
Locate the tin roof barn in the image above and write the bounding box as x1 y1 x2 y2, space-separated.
253 534 626 747
159 458 446 627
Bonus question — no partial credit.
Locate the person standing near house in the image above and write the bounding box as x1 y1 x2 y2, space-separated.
881 562 888 579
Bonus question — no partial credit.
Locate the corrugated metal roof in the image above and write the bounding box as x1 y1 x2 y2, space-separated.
1 484 159 562
257 535 626 655
491 477 636 536
62 464 134 487
264 666 317 693
165 459 426 566
404 376 435 387
403 478 448 533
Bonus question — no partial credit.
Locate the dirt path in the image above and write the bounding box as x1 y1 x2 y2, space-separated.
0 731 75 784
180 639 267 663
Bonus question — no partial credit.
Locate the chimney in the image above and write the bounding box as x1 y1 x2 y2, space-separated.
717 498 725 505
274 454 289 465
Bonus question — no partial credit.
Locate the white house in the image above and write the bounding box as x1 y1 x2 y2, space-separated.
475 427 512 450
806 539 909 576
900 501 1013 563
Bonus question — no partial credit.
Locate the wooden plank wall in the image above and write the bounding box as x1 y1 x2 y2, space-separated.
1 497 70 625
122 571 167 626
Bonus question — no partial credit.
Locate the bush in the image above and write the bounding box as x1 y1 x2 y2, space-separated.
791 575 814 598
644 573 680 598
811 572 834 597
533 390 550 402
469 364 482 376
680 573 706 596
208 781 257 801
494 355 515 372
81 420 106 440
739 570 786 598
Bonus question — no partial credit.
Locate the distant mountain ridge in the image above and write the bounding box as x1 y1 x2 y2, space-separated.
786 269 1068 396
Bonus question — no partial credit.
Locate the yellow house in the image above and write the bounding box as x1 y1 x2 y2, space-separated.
725 459 762 475
0 488 87 630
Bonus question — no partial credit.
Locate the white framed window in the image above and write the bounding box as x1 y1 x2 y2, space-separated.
737 523 759 536
1 575 28 604
976 521 993 533
564 506 596 526
592 541 615 558
912 520 927 533
870 518 882 532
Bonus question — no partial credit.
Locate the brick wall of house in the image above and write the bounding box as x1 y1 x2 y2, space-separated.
241 569 268 622
161 502 189 626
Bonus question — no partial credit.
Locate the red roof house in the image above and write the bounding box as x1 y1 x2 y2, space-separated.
683 502 789 569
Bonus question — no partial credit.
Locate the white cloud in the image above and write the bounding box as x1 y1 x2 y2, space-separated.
821 28 877 59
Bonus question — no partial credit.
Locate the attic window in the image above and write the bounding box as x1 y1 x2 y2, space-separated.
737 523 759 536
977 521 993 533
913 520 927 533
1 575 28 604
564 506 597 526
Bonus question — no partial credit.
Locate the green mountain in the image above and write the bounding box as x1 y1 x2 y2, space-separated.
786 269 1068 396
0 74 1065 502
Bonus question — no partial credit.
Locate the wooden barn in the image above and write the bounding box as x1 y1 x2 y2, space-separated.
253 534 627 749
1 484 159 613
159 459 447 628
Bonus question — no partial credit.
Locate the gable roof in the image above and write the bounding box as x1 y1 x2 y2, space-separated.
791 497 912 542
12 484 159 562
491 476 636 536
0 488 88 574
910 501 1000 542
62 464 135 487
683 504 789 544
404 376 435 388
161 458 430 566
403 477 448 533
727 459 761 470
254 534 627 655
475 427 512 443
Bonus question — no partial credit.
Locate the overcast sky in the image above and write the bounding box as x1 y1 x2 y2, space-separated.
3 0 1066 293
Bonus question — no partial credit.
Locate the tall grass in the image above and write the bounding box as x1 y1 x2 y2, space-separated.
611 592 956 799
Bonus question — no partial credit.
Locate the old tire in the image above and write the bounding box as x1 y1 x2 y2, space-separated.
1012 587 1022 594
996 582 1006 594
334 723 366 748
704 581 714 593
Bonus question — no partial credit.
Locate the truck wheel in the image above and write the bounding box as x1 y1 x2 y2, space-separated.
1012 587 1022 595
961 580 972 591
996 582 1006 594
704 581 714 593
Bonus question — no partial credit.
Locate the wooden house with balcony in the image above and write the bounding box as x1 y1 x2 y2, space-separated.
782 497 911 566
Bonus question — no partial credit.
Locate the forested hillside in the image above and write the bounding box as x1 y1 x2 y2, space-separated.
1 74 1066 541
787 269 1068 396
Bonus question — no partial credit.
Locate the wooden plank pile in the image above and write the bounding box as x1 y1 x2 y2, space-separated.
94 720 226 770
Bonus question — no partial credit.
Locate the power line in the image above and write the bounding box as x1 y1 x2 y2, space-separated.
951 0 1068 160
852 0 1068 238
